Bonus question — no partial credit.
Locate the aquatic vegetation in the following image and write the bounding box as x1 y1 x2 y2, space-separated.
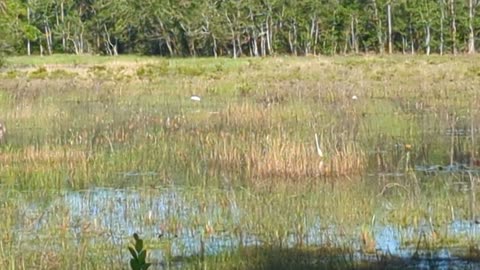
129 233 151 270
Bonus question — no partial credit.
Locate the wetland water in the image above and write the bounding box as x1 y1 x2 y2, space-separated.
10 178 480 270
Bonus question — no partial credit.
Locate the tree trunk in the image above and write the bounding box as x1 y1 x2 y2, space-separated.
425 24 431 55
450 0 457 55
288 30 294 54
45 22 52 55
232 35 237 59
440 0 445 55
188 38 196 57
103 24 117 56
387 4 392 54
293 20 298 56
313 19 320 55
165 37 174 56
372 0 384 53
260 35 266 56
212 35 217 58
80 28 85 53
410 23 415 54
351 15 358 53
61 1 66 51
468 0 475 53
236 34 242 56
40 40 44 56
266 17 272 55
225 14 237 59
27 5 31 56
248 35 253 57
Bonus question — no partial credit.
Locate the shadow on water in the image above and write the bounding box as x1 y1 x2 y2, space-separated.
160 245 480 270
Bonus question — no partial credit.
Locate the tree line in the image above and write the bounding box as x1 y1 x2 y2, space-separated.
1 0 480 57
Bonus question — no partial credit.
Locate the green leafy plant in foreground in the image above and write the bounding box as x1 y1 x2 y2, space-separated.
129 233 151 270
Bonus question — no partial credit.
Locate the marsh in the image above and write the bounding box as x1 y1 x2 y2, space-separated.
1 55 480 269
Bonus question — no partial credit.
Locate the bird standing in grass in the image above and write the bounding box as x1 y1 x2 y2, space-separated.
190 95 201 102
0 122 6 143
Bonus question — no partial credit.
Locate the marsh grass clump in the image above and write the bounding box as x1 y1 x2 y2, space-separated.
202 134 365 179
28 66 48 79
136 66 155 79
49 69 77 79
4 69 22 79
0 55 6 68
176 65 206 76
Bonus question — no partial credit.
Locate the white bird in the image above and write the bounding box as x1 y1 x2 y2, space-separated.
190 95 201 102
351 95 358 100
0 122 6 143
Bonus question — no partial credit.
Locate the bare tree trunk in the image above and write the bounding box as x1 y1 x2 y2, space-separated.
351 15 358 53
260 35 266 56
61 1 66 51
55 1 66 52
255 35 260 57
40 40 44 56
103 24 117 56
293 20 298 55
69 27 85 55
425 24 431 55
251 34 257 57
313 20 320 55
212 35 217 58
45 22 52 55
468 0 476 53
71 38 79 54
225 14 237 59
79 27 85 54
408 23 415 55
372 0 384 53
236 34 242 56
410 23 415 54
450 0 457 55
27 4 31 56
387 4 392 54
266 17 272 55
232 36 237 59
304 16 315 55
288 30 294 54
248 35 253 56
440 0 445 55
27 39 31 56
165 37 174 56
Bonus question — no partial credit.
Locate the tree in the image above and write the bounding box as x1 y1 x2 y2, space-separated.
467 0 479 53
0 0 479 56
